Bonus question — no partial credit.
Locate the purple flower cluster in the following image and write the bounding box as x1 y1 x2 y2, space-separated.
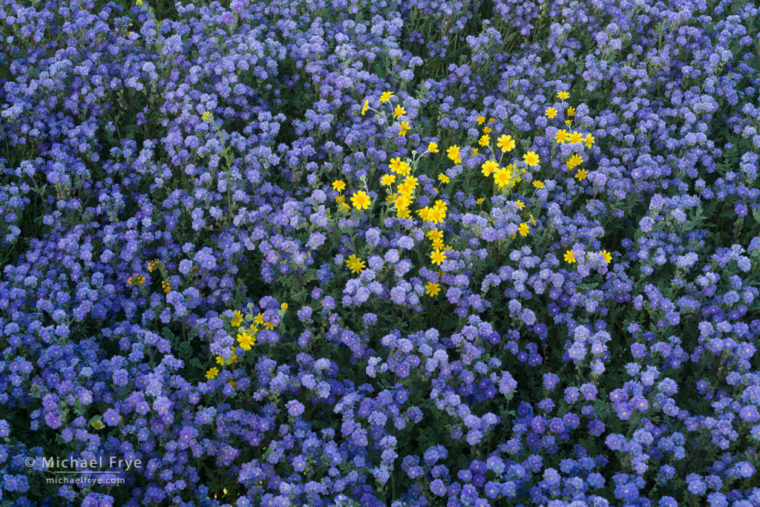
1 0 760 505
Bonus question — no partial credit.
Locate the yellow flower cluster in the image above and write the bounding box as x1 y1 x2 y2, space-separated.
127 273 145 286
417 199 447 225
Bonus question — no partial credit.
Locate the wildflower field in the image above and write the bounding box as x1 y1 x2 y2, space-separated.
2 0 760 505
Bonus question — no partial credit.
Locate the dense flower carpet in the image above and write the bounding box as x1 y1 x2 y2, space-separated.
1 0 760 505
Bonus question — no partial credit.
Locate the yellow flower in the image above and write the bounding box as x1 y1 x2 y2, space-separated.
545 107 557 119
488 117 495 122
237 330 256 351
476 197 485 205
395 194 412 210
471 148 478 156
565 119 573 126
481 160 499 177
380 91 394 103
564 250 576 263
351 190 371 210
254 313 264 325
201 111 213 122
332 180 346 192
567 106 575 117
263 321 275 331
398 121 410 136
585 134 595 148
557 91 570 100
361 99 369 116
518 223 530 237
515 200 525 210
425 281 441 297
380 174 396 186
493 166 516 190
231 310 243 327
127 273 145 286
438 173 450 184
430 249 446 266
161 280 171 293
428 142 439 153
600 250 612 264
555 129 569 144
335 195 346 204
403 175 419 190
393 105 406 118
523 151 540 167
566 154 583 170
478 134 490 147
426 229 443 242
135 0 143 6
396 207 411 218
569 131 583 144
533 180 545 189
497 134 516 152
91 419 105 430
483 126 492 134
447 145 462 164
432 238 444 249
206 368 219 380
575 169 588 181
345 254 366 274
280 302 288 310
476 116 485 125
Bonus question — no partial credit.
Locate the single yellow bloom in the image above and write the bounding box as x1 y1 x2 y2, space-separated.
575 169 588 181
545 107 557 119
428 142 439 153
136 0 143 6
206 368 219 380
569 131 583 144
483 126 492 134
533 180 545 189
476 197 485 205
481 160 499 177
332 180 346 192
380 91 394 103
488 117 495 122
201 111 213 122
425 281 441 297
557 91 570 100
523 151 540 167
361 99 369 116
351 190 371 210
430 249 446 266
380 174 396 186
447 145 462 164
476 116 485 125
585 134 595 148
280 302 288 310
393 105 406 118
555 129 569 144
426 229 443 242
600 250 612 264
438 173 450 184
345 254 366 274
566 154 583 169
478 134 490 147
91 420 105 430
515 200 525 210
497 134 516 153
564 250 576 263
335 195 345 203
518 223 530 237
471 148 478 156
231 310 243 327
237 331 256 351
398 121 410 136
567 106 575 117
